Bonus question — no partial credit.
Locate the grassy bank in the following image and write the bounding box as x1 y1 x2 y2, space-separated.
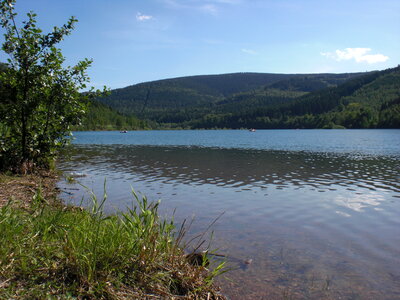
0 173 225 299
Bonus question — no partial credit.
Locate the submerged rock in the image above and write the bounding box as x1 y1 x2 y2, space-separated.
67 172 87 178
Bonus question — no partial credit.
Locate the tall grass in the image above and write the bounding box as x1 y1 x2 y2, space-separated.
0 187 225 299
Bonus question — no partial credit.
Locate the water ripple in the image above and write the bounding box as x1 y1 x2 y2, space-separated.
58 143 400 299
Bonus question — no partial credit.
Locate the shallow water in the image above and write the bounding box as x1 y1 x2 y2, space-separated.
58 130 400 299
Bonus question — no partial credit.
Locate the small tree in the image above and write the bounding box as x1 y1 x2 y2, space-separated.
0 0 104 173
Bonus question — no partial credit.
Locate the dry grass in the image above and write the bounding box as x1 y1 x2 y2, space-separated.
0 171 59 209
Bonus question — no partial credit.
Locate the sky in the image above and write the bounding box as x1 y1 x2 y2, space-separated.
1 0 399 89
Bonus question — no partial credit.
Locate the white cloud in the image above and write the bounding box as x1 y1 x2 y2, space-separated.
162 0 240 14
162 0 181 9
241 48 257 55
321 48 389 64
213 0 241 4
136 12 153 21
200 4 218 14
164 0 240 5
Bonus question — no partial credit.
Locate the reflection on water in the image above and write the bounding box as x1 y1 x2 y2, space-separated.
335 192 385 213
58 144 400 299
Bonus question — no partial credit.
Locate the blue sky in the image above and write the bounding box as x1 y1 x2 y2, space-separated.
1 0 399 89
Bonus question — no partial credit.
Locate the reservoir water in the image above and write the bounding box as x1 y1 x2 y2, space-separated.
58 129 400 299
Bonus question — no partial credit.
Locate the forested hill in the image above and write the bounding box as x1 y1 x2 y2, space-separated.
188 66 400 129
74 101 147 131
97 66 400 129
98 72 366 118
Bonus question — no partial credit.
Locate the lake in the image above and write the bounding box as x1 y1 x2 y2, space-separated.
58 129 400 299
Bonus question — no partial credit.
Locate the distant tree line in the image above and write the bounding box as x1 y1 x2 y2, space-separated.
96 66 399 130
73 101 147 131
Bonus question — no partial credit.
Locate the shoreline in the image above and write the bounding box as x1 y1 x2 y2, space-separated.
0 171 60 209
0 171 226 299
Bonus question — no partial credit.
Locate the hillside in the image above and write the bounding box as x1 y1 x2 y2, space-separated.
98 72 366 119
73 101 147 131
187 66 400 129
96 67 399 129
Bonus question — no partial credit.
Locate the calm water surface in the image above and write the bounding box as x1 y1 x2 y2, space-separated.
58 130 400 299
